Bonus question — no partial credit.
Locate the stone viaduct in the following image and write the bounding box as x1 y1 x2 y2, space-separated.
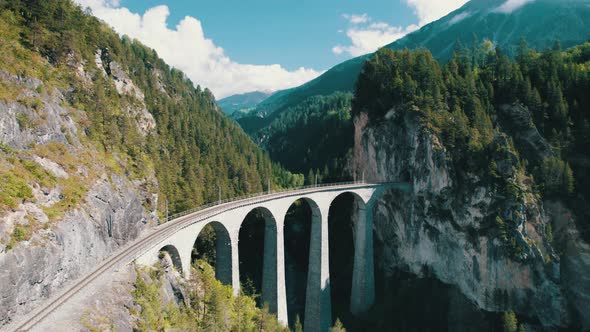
135 182 408 332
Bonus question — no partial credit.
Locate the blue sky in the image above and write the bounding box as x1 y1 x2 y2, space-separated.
118 0 418 71
76 0 469 97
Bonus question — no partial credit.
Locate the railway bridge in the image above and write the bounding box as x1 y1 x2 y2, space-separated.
12 182 409 332
136 182 408 331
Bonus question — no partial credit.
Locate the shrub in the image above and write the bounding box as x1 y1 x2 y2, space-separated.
0 172 33 209
538 157 574 197
501 311 518 332
6 224 32 250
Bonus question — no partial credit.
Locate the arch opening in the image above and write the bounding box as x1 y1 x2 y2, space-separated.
159 245 183 274
283 198 317 328
238 207 277 309
192 221 232 285
328 192 363 327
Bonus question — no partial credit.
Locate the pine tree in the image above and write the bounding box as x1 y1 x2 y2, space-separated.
501 311 518 332
294 315 303 332
307 169 314 186
331 318 346 332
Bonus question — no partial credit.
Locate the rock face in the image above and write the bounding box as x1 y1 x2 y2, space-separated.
0 62 158 327
354 108 570 328
497 103 554 164
0 73 79 149
547 201 590 328
94 49 156 136
0 171 153 328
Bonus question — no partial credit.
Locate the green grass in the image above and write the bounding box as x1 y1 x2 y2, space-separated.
6 223 32 250
20 158 56 187
0 142 14 154
17 97 44 111
0 172 33 209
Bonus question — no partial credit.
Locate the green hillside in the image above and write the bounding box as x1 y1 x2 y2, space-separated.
249 92 354 179
355 43 590 241
252 0 590 117
239 0 590 180
0 0 302 218
218 91 273 115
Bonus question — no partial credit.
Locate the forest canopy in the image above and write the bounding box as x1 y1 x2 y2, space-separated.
0 0 304 216
354 42 590 240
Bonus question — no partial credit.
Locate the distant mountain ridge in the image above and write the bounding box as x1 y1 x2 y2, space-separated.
250 0 590 117
218 91 273 115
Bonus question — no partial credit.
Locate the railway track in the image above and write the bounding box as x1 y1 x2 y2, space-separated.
8 182 384 331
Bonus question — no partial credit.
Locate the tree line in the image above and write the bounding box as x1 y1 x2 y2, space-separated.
354 41 590 241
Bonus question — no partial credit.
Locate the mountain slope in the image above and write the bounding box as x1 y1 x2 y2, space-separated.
352 45 590 330
251 0 590 117
238 0 590 181
0 0 301 326
252 56 368 116
217 91 273 115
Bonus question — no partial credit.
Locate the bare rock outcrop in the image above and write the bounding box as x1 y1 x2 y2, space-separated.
0 67 158 327
355 107 568 328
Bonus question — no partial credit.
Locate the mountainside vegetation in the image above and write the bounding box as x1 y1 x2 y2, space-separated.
354 42 590 241
242 92 354 181
252 0 590 118
238 0 590 181
129 260 289 332
0 0 302 221
218 91 273 116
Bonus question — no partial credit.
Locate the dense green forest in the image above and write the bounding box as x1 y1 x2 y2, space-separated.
354 42 590 241
0 0 303 217
242 92 354 182
246 0 590 119
237 0 590 186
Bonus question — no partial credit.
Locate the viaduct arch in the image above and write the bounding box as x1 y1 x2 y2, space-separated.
136 182 408 331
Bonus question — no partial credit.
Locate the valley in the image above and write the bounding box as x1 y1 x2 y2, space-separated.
1 0 590 331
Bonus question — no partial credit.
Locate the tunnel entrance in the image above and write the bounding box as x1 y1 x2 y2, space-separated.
192 221 232 285
328 192 357 327
238 207 277 309
284 199 313 328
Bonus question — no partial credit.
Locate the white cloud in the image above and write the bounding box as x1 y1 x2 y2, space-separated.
333 14 419 57
342 13 370 24
74 0 323 99
494 0 536 14
405 0 469 25
333 1 469 57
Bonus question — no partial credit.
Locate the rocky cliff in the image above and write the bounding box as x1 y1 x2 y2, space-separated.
0 60 157 327
354 105 588 329
0 1 296 327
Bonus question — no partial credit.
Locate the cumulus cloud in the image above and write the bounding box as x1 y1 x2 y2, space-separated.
74 0 323 98
333 14 419 57
405 0 469 25
342 13 370 24
494 0 536 14
334 1 469 57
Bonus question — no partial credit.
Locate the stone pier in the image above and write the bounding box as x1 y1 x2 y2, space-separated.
350 200 375 314
262 214 288 325
214 222 234 287
230 231 241 295
304 203 332 332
